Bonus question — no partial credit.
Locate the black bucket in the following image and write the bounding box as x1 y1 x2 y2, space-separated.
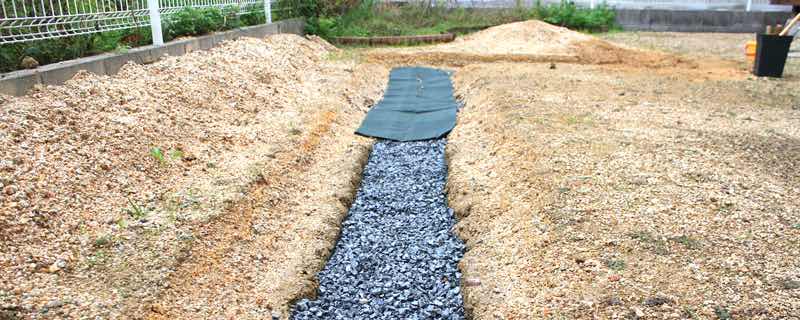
753 34 794 78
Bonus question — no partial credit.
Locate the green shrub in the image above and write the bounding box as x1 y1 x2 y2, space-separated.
532 0 617 32
306 1 535 39
0 28 151 73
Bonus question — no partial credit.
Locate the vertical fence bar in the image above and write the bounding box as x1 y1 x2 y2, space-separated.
148 0 164 45
264 0 271 23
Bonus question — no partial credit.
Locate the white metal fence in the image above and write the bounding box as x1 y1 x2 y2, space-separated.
0 0 277 44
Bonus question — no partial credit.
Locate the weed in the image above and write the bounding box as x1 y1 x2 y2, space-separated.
714 306 732 320
290 128 303 135
791 223 800 229
670 235 702 249
116 218 128 229
93 234 114 248
150 147 166 164
629 231 669 255
683 307 699 320
718 202 735 214
86 250 109 267
605 259 626 271
124 199 148 219
169 149 184 160
532 0 617 32
307 0 535 39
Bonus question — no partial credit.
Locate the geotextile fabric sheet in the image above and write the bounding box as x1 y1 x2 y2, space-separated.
356 67 459 141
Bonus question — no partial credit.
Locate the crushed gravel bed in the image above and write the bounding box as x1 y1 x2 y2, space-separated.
292 139 465 320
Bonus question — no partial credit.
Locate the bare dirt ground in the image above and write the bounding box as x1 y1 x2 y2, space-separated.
3 21 800 320
437 30 800 319
0 34 388 319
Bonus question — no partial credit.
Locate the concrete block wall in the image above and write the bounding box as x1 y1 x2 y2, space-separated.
0 18 305 97
616 9 794 33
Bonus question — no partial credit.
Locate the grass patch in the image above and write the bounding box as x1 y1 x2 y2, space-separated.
86 250 110 268
150 147 166 164
629 231 669 255
605 259 626 271
124 199 149 220
670 235 702 250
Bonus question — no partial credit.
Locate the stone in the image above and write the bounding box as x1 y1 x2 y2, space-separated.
464 278 481 286
781 279 800 290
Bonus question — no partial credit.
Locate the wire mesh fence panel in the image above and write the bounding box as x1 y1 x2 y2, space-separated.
0 0 276 44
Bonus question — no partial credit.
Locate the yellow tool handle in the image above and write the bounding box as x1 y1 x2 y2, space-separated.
779 12 800 36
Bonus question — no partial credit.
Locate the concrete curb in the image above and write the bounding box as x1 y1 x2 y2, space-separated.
333 33 456 46
0 18 304 97
615 9 793 33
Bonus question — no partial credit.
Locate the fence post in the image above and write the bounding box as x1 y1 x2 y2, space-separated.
264 0 272 24
148 0 164 46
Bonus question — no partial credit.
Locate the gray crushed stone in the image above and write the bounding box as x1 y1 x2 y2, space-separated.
292 138 465 320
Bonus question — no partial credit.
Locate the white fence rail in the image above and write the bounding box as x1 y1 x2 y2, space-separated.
0 0 277 44
433 0 792 11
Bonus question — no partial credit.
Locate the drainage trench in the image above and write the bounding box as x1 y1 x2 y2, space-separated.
292 138 465 319
292 67 465 319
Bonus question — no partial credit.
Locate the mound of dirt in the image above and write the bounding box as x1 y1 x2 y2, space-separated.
0 34 387 318
367 20 695 68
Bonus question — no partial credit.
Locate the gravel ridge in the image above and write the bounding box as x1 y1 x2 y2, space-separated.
292 139 465 320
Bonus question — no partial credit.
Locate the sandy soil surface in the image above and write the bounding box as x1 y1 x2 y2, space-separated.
438 29 800 319
3 19 800 320
0 34 388 319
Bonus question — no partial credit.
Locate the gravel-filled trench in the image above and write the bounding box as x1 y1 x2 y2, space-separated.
292 138 465 320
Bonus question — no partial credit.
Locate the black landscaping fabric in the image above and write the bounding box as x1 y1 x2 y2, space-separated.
291 139 465 320
355 67 459 142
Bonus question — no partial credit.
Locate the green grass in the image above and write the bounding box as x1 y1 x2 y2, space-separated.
307 0 617 39
124 199 149 219
308 1 533 38
605 259 626 271
150 147 166 164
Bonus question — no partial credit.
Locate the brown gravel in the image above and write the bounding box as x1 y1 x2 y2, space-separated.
0 34 388 319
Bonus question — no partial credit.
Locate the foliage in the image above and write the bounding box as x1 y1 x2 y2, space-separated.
1 5 268 73
164 6 245 39
149 147 166 164
276 0 321 20
124 199 149 219
306 0 533 39
304 0 617 40
531 0 617 32
0 28 151 73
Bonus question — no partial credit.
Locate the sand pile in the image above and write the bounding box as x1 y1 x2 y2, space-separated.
0 34 386 318
368 20 693 68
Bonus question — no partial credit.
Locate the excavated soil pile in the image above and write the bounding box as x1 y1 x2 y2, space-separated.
368 20 694 68
0 34 388 319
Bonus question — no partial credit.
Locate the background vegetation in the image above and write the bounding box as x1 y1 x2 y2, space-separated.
0 0 616 72
1 3 280 72
306 0 617 39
